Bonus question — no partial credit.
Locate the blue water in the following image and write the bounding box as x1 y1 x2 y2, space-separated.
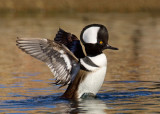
1 73 160 113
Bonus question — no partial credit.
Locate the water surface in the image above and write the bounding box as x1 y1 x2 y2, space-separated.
0 13 160 113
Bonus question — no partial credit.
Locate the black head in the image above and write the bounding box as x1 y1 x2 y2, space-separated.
80 24 118 56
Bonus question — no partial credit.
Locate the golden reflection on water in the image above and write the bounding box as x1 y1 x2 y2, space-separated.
0 13 160 113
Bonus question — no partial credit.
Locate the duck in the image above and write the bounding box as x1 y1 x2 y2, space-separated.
16 24 118 99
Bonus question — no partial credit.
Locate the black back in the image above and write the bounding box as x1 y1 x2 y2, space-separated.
54 28 85 58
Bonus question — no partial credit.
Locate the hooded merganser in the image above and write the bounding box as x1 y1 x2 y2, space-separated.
16 24 118 99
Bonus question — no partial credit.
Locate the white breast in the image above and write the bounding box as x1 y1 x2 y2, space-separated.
88 53 107 67
78 53 107 98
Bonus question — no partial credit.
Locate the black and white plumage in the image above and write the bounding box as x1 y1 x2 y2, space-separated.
16 24 118 99
16 38 79 86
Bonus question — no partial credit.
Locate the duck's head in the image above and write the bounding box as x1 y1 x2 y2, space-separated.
80 24 118 56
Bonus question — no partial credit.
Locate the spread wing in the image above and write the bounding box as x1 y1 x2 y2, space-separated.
16 38 79 87
54 28 85 58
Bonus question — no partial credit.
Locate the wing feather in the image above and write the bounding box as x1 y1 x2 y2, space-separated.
54 28 85 58
16 37 79 86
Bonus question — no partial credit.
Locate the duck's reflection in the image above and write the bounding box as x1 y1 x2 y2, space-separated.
69 98 109 114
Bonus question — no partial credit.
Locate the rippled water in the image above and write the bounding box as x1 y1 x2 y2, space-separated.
0 13 160 113
1 79 160 113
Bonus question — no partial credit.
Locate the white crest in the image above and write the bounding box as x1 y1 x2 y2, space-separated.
82 27 100 44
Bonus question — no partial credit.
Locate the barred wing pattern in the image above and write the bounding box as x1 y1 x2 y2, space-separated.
16 38 79 86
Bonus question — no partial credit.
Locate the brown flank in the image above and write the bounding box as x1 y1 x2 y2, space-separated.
61 70 88 99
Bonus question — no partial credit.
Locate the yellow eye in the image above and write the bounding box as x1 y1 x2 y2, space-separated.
100 41 103 44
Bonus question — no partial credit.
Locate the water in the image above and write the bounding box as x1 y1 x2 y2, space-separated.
0 13 160 113
1 80 160 113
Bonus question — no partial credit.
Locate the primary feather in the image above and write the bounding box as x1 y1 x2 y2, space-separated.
16 37 79 87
